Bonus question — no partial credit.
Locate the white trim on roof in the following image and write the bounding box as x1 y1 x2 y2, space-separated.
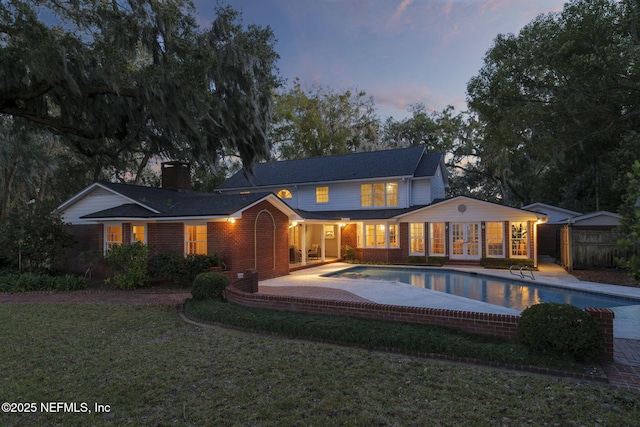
56 182 161 214
522 202 582 217
82 193 303 223
392 196 549 221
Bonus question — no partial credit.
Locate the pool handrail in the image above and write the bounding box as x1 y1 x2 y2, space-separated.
510 265 535 280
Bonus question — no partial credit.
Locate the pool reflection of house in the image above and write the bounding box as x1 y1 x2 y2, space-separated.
58 147 548 281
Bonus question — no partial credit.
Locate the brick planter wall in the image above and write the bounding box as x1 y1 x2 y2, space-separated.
224 271 616 361
584 307 615 362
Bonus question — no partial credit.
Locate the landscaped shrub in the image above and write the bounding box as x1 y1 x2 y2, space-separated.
191 272 229 300
517 303 603 362
184 254 222 281
148 252 187 284
407 256 425 264
342 245 356 261
425 256 446 266
149 252 223 285
104 242 150 289
0 272 86 292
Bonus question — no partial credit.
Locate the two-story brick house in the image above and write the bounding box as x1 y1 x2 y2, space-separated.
57 147 547 281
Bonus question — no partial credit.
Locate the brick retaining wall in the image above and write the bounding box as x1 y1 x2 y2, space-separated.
224 271 615 361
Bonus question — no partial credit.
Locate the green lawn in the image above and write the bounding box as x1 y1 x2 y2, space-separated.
1 304 638 426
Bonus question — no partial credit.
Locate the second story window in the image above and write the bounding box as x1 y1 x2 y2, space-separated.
361 182 398 207
316 186 329 203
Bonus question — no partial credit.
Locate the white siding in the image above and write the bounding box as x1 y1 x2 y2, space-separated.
411 178 432 205
430 165 447 199
401 197 542 223
61 188 131 224
294 180 410 211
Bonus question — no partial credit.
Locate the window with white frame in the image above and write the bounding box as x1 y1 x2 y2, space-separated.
316 186 329 203
510 222 528 257
429 223 445 256
362 223 394 247
486 222 504 257
389 224 398 247
360 183 398 207
410 223 425 255
185 225 207 255
105 225 122 251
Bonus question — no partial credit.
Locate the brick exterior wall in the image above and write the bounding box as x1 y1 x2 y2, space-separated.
209 201 290 281
147 223 184 254
225 272 615 362
341 224 357 250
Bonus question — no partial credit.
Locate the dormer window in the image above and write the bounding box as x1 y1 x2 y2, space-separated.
277 189 293 199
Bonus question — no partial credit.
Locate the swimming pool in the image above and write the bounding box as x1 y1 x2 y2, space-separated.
323 266 640 311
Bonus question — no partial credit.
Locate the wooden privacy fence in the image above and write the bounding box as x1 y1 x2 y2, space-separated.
560 227 630 270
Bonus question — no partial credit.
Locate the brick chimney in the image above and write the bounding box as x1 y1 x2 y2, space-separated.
161 161 192 190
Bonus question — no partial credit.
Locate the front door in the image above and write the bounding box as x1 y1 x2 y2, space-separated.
450 223 481 260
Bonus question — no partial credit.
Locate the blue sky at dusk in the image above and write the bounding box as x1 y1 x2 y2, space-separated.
193 1 566 120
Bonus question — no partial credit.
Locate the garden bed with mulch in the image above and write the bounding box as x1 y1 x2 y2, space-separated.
570 269 639 288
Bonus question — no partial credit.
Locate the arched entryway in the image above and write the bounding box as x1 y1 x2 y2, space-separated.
254 209 276 275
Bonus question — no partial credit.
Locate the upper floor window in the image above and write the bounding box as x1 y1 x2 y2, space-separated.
186 225 207 255
361 182 398 207
105 225 122 251
277 189 292 199
316 186 329 203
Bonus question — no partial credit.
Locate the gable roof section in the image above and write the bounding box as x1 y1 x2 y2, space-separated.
60 181 300 222
217 146 444 190
522 202 582 224
395 196 549 222
569 211 621 226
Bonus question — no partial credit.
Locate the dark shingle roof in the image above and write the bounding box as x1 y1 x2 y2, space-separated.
295 206 427 221
81 182 274 219
217 146 443 190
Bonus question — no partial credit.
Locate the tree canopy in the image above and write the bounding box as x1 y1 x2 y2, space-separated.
0 0 280 172
467 0 640 210
269 80 380 160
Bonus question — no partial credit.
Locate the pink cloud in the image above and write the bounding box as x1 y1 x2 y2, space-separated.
385 0 416 33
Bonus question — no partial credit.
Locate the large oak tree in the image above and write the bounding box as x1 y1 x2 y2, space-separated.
0 0 280 173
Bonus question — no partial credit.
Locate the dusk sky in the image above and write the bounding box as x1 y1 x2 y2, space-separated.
193 1 567 121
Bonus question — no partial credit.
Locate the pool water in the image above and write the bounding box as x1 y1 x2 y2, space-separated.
324 266 640 311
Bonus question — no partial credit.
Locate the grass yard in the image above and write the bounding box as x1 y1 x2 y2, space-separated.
1 304 638 426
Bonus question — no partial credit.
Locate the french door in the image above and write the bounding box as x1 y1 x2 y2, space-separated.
450 223 481 260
